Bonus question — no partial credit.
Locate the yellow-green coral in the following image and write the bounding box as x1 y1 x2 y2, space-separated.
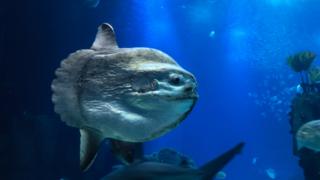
287 51 316 72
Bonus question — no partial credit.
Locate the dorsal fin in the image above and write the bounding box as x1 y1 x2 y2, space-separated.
200 142 245 180
91 23 119 51
80 129 105 171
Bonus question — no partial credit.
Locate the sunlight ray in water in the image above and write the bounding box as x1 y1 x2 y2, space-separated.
131 0 179 47
265 0 305 7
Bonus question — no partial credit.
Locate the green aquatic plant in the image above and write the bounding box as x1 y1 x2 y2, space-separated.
287 51 317 84
287 51 316 72
309 67 320 83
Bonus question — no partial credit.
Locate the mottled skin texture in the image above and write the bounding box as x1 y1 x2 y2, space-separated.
297 119 320 152
77 48 197 142
51 23 198 170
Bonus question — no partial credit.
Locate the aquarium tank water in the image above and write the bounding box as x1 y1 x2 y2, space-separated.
2 0 320 179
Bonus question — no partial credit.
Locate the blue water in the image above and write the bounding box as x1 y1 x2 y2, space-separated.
2 0 320 179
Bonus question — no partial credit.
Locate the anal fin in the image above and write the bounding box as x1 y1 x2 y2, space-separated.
80 129 104 171
109 139 143 165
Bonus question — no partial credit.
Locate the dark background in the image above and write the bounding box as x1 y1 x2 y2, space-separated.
0 0 124 179
2 0 320 179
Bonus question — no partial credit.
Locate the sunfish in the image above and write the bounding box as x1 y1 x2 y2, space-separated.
296 119 320 152
51 23 198 171
101 142 244 180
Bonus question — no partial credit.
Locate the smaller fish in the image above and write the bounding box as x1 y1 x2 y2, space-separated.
296 119 320 152
209 31 216 38
215 171 227 179
265 168 276 179
252 157 258 165
102 142 245 180
296 84 304 94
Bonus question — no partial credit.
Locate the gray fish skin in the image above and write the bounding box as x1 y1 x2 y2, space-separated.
102 142 245 180
51 23 198 171
296 119 320 152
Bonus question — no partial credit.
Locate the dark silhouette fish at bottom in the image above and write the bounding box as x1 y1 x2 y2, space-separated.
102 142 245 180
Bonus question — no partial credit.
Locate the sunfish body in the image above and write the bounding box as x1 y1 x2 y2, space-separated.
296 119 320 152
102 142 244 180
51 23 198 170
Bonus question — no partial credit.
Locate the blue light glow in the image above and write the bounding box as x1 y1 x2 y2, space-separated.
265 0 300 7
226 27 250 63
230 28 247 39
187 2 216 24
314 32 320 46
132 0 178 46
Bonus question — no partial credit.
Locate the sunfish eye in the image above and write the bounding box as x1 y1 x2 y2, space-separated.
151 79 159 90
169 74 182 85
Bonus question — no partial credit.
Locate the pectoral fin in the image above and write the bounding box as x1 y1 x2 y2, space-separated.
80 129 104 171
